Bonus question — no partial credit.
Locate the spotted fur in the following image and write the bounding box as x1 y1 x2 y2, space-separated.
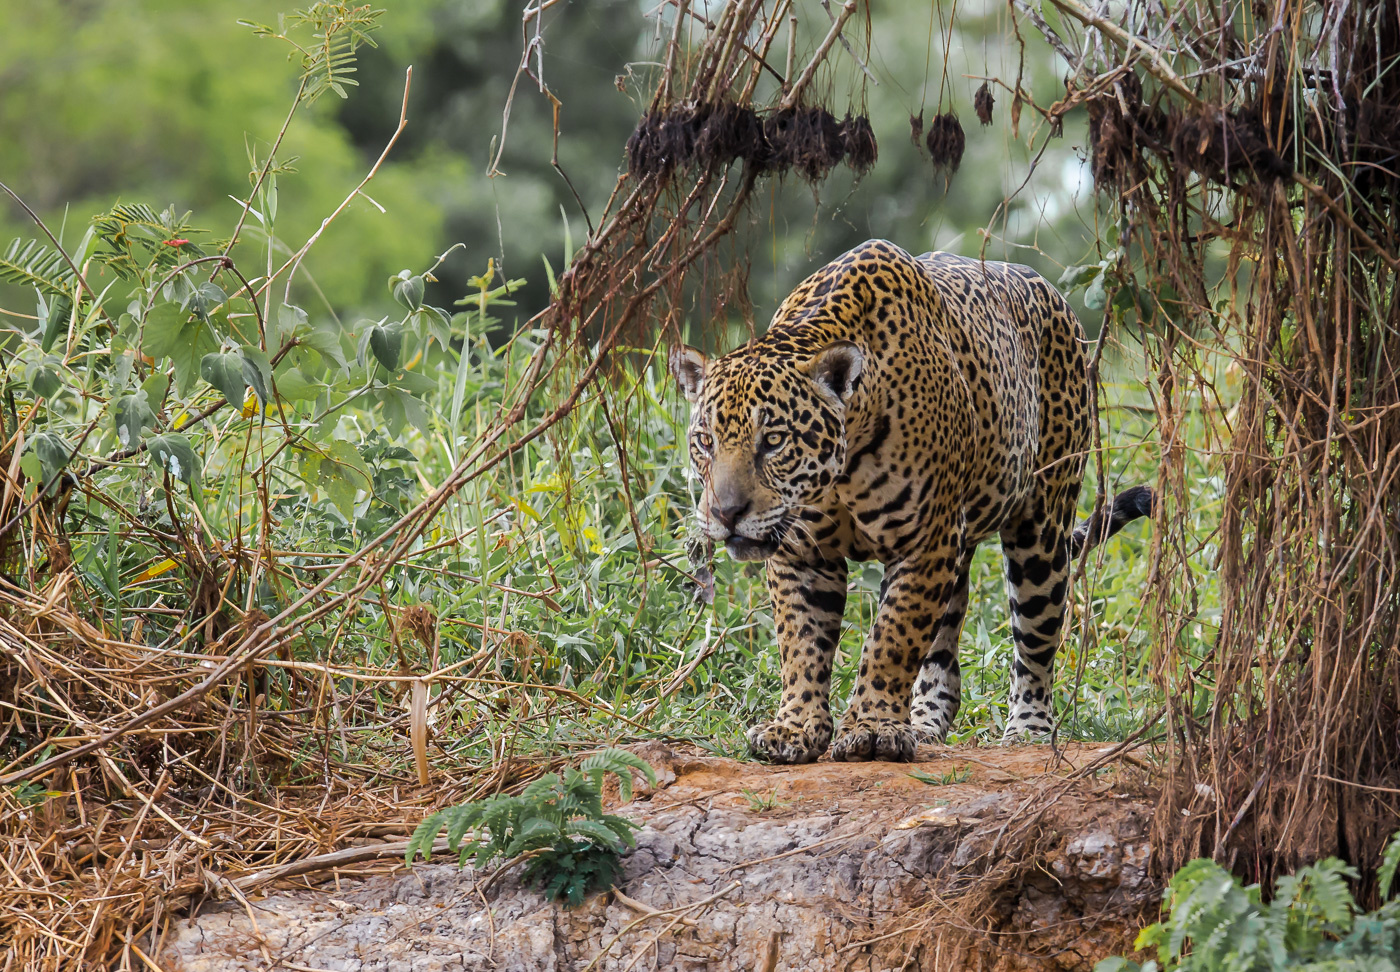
673 240 1153 764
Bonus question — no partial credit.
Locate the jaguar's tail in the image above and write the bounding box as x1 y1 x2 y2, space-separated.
1069 485 1155 559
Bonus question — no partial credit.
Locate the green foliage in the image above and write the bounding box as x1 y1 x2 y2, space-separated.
241 3 385 103
406 749 656 907
1097 838 1400 971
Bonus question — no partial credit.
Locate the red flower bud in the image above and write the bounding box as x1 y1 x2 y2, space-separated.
164 238 191 247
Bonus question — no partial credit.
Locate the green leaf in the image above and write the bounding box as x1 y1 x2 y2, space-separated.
201 349 246 405
186 281 228 322
38 293 72 353
111 342 135 393
367 323 402 372
414 305 454 350
304 439 373 517
1057 263 1101 292
272 364 323 402
29 364 62 400
380 386 429 438
276 302 308 348
144 304 218 393
1084 274 1108 311
148 433 199 486
142 303 191 358
27 432 73 494
390 271 424 311
301 320 348 373
18 453 43 491
113 389 156 449
240 345 273 404
141 371 169 409
567 818 629 851
578 749 657 802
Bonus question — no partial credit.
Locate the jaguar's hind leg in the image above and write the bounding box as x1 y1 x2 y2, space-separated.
908 559 970 744
1000 492 1078 741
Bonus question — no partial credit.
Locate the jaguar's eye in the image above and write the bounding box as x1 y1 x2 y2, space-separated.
694 431 714 453
762 431 786 449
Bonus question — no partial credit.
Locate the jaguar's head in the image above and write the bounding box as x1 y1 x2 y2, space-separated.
670 340 863 561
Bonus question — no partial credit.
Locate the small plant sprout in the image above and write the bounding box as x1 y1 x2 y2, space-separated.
740 786 787 812
909 767 972 787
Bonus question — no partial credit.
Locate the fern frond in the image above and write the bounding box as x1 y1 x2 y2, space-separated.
1 239 78 298
579 748 657 802
1379 832 1400 901
406 811 447 863
567 818 629 851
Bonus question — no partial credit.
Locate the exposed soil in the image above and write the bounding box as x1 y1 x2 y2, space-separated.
162 742 1156 972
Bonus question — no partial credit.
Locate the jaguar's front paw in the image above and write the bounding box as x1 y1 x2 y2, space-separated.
831 719 918 762
746 719 831 764
909 717 950 746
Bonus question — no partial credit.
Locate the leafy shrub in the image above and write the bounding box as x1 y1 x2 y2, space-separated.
1097 833 1400 971
406 749 656 907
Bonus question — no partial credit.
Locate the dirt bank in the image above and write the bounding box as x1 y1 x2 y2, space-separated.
162 742 1155 971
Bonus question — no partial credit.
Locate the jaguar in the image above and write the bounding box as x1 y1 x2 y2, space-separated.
672 239 1152 764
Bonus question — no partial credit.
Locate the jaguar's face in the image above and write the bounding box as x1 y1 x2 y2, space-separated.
670 341 863 561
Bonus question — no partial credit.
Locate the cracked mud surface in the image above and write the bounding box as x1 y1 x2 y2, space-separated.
163 742 1155 971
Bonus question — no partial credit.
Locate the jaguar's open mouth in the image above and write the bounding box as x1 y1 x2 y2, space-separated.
725 533 780 562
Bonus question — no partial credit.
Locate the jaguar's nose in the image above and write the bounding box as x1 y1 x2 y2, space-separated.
709 501 750 531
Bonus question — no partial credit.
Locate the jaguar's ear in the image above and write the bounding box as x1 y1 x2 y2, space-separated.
670 344 708 403
802 341 864 404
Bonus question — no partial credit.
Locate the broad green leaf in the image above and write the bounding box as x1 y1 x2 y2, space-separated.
19 452 43 489
140 371 169 409
390 369 438 397
303 440 372 518
28 431 72 494
113 389 156 449
380 386 429 438
29 364 62 400
148 433 199 485
367 323 402 372
240 345 273 404
301 320 347 373
1084 274 1108 311
110 347 134 393
142 303 192 359
390 271 424 310
186 281 227 321
275 302 308 347
272 364 323 401
1057 263 1101 291
414 305 454 350
145 306 217 393
201 349 246 404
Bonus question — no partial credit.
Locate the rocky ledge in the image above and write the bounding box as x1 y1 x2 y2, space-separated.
163 742 1155 972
